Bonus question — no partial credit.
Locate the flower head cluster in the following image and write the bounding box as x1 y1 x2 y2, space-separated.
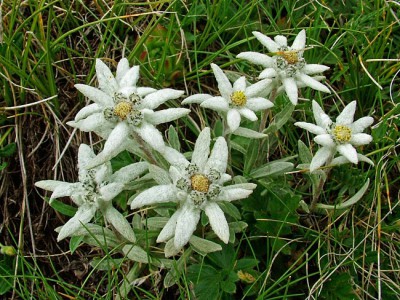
130 128 256 250
35 144 148 242
237 30 330 105
295 100 374 172
182 64 273 132
68 58 189 168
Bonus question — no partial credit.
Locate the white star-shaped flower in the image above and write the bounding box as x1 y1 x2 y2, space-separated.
182 64 273 133
35 144 148 242
130 128 256 251
295 100 374 172
237 30 330 105
68 58 189 168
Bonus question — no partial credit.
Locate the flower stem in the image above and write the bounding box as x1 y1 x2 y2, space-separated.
222 117 234 176
309 156 333 212
259 88 277 133
131 131 159 166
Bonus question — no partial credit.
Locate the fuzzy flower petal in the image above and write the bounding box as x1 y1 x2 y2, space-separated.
86 122 131 168
204 202 229 244
350 116 374 134
191 127 211 170
216 186 255 202
297 73 330 93
310 147 333 172
130 184 179 209
350 133 373 146
201 97 229 112
182 94 213 104
134 123 166 152
246 97 274 111
291 29 306 50
312 101 332 129
314 134 336 147
103 206 136 242
74 84 114 107
95 59 119 96
141 89 184 110
227 109 241 132
174 204 200 249
336 101 357 125
57 204 97 241
144 108 190 125
237 52 275 68
211 63 233 99
337 144 358 163
253 31 279 52
156 209 181 243
204 137 228 174
294 122 327 135
283 77 298 105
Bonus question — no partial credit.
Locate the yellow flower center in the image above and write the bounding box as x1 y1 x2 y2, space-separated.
332 125 352 143
190 174 210 193
114 101 133 120
278 50 299 65
230 91 247 107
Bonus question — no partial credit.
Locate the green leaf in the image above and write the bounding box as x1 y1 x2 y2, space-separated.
250 161 294 179
234 258 259 271
143 217 169 229
229 221 248 233
122 245 149 263
167 125 180 151
298 140 312 163
264 102 294 134
230 140 246 154
207 244 236 270
164 239 180 257
218 202 241 220
90 257 124 271
0 257 13 295
220 279 236 294
69 235 84 254
244 139 260 175
233 127 267 139
0 143 16 157
189 236 222 255
49 199 77 217
187 265 221 300
315 178 370 210
320 272 356 299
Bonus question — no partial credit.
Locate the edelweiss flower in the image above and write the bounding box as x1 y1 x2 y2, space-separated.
182 64 273 132
68 58 189 168
130 128 256 250
35 144 148 242
237 30 330 105
295 100 374 172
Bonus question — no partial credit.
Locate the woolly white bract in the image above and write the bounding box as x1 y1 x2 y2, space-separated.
182 64 273 133
130 128 256 252
237 30 330 105
295 100 373 172
68 58 189 168
35 144 148 242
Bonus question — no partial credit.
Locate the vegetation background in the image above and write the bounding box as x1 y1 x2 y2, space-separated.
0 0 399 299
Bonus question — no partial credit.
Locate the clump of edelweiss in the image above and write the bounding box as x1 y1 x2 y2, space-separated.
237 30 330 105
68 58 189 168
295 100 374 172
35 144 148 242
130 128 256 253
182 63 273 133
